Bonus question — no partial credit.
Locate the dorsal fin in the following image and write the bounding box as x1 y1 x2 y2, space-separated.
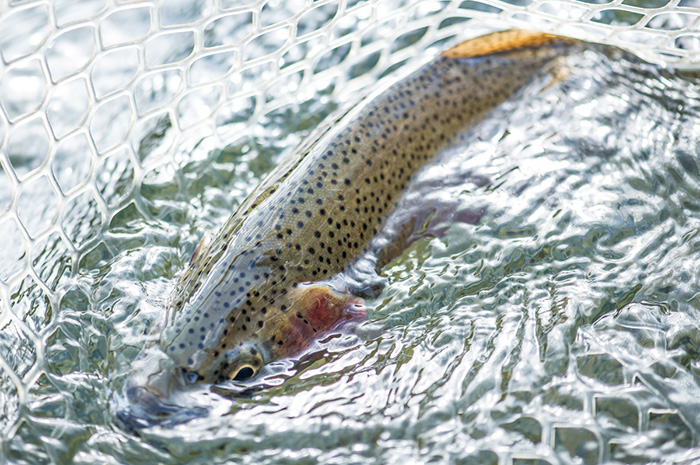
441 30 577 59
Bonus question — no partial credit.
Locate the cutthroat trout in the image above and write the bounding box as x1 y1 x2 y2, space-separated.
121 30 581 425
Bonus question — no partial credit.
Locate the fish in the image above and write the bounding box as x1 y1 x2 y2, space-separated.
119 29 582 427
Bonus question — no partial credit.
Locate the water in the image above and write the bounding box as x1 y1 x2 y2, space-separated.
4 28 700 465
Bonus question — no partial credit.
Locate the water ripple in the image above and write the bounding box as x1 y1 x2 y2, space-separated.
10 44 700 464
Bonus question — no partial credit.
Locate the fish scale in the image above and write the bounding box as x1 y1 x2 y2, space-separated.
146 30 581 389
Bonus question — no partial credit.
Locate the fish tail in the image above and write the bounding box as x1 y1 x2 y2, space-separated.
441 29 579 59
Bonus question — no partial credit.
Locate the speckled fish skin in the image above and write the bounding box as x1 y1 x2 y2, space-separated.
143 31 581 393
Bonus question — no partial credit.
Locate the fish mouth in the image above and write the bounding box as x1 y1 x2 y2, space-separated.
115 385 208 431
113 347 208 431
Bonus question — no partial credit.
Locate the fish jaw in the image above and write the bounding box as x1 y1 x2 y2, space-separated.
126 346 183 399
115 347 208 429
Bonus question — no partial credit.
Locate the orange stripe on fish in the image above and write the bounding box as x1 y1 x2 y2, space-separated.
442 30 579 59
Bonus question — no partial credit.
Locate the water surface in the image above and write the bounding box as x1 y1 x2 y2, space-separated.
5 36 700 465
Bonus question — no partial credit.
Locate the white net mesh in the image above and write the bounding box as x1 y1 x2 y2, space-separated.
0 0 698 445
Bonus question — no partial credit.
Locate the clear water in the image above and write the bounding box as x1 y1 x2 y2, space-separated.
5 35 700 465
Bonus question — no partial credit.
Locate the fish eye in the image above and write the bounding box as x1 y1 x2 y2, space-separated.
217 342 266 383
229 363 257 381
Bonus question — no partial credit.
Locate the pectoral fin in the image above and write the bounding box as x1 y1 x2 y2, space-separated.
375 201 486 271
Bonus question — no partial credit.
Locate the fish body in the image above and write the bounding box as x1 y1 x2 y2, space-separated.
122 30 581 423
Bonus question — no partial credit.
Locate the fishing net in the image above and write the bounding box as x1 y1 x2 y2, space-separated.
0 0 699 457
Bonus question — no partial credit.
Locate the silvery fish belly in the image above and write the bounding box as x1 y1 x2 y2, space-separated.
119 30 582 427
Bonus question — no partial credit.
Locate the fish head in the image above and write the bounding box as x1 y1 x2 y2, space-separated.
191 282 367 384
120 205 367 428
145 243 368 384
117 282 365 429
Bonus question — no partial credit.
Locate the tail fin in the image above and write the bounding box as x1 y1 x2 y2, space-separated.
442 30 579 59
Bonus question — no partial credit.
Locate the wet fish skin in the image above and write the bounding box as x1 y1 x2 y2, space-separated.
132 31 581 400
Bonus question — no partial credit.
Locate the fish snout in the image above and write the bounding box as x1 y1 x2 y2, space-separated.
116 385 209 431
115 348 208 430
116 385 198 431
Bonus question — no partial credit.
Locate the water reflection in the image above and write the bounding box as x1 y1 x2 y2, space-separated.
11 44 700 464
